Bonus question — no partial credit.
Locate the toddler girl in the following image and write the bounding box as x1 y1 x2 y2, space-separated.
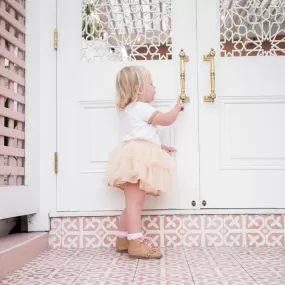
104 66 183 259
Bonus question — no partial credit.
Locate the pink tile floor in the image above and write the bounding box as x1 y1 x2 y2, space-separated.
1 247 285 285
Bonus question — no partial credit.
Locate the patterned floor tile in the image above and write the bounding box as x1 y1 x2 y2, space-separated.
14 279 74 285
193 279 257 285
0 274 22 285
245 266 285 279
132 280 161 285
191 267 249 278
2 247 285 284
256 279 285 285
74 273 134 284
185 250 240 268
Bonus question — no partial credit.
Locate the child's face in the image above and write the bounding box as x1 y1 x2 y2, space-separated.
139 78 156 102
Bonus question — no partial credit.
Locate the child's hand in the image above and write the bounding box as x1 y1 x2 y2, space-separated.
175 96 184 112
161 144 177 154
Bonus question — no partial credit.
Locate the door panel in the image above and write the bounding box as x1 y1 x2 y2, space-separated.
57 0 199 211
198 0 285 208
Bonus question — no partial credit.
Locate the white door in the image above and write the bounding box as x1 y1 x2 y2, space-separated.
198 0 285 208
57 0 200 211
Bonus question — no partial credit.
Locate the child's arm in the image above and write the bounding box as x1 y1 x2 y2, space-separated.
161 144 176 154
150 97 184 126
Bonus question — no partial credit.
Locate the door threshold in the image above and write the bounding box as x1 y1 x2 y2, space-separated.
50 208 285 217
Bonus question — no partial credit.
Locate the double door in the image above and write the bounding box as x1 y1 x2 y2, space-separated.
56 0 285 211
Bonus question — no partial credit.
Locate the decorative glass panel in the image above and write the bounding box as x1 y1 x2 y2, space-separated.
81 0 172 62
220 0 285 56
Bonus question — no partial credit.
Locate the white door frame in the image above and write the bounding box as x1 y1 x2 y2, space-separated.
47 0 285 217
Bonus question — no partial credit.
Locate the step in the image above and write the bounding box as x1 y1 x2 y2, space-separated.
0 232 48 278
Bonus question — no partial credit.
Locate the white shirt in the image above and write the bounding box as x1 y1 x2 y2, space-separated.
119 101 161 145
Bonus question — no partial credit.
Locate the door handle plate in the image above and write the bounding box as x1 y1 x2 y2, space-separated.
179 49 190 103
203 48 216 103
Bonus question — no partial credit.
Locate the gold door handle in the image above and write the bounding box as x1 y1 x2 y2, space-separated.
203 48 216 103
179 49 190 103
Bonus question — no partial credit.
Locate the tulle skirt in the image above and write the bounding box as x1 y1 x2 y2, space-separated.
104 140 175 196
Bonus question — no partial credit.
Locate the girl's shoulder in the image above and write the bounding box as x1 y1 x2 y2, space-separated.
122 101 148 113
124 101 157 122
130 101 152 110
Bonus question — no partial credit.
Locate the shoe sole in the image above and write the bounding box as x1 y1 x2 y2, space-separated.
128 254 163 259
116 249 128 253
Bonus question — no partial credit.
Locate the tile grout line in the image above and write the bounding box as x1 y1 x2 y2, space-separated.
103 252 127 283
12 248 61 285
160 215 165 248
79 217 83 248
182 247 196 285
268 245 285 261
60 217 63 248
47 248 87 281
227 250 260 285
71 248 102 285
242 214 246 246
160 248 166 285
131 257 139 285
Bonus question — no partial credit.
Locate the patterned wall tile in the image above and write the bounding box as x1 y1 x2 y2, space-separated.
61 217 81 248
183 215 202 247
61 217 101 248
100 216 120 248
163 215 184 247
81 217 102 248
49 215 285 249
141 216 162 247
265 215 285 247
204 215 225 246
246 215 285 247
49 218 62 249
223 215 244 247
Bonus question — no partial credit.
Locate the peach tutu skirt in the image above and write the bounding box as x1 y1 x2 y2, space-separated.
104 140 175 196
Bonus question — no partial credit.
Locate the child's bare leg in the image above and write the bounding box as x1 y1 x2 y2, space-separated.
124 182 162 259
116 208 129 252
115 204 130 253
116 183 144 253
117 209 128 236
124 182 146 235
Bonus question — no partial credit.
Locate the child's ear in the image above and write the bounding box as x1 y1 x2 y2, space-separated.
137 87 143 95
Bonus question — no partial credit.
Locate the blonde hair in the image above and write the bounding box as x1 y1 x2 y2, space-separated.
116 65 151 111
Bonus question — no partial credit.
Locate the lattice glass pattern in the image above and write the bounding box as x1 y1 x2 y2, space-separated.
0 0 26 185
81 0 172 62
220 0 285 56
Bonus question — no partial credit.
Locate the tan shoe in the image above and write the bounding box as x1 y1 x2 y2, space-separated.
116 237 129 253
128 237 163 259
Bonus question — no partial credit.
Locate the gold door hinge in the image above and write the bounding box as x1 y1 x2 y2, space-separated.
54 28 58 50
54 152 58 175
